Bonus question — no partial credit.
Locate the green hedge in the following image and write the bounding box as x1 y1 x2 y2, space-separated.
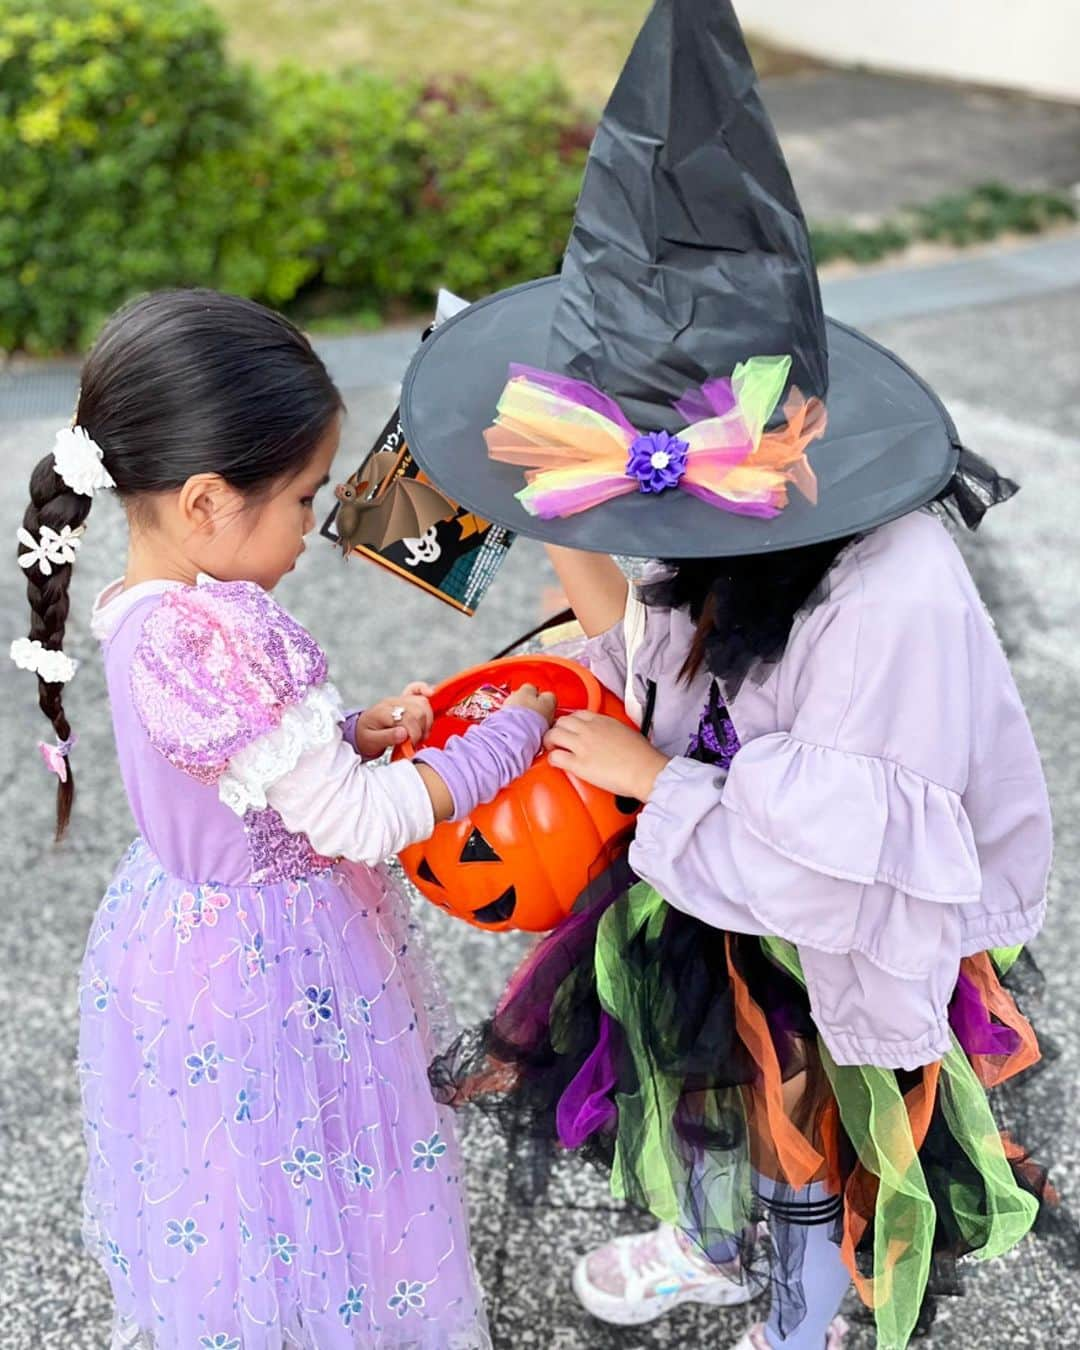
0 0 592 353
6 1 1074 354
0 0 255 352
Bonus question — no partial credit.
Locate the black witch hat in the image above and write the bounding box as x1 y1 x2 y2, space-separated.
400 0 965 559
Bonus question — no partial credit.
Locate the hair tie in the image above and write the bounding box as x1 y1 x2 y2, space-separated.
16 523 84 577
38 734 77 783
52 426 115 497
9 637 79 685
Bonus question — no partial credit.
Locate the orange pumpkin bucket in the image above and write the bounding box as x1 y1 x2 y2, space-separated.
394 655 640 932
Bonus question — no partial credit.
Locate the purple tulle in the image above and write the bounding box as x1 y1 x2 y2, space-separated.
673 377 737 424
508 363 639 437
556 1012 619 1147
80 840 488 1347
949 971 1023 1057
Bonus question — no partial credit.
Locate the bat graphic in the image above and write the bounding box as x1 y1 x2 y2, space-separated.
333 448 457 554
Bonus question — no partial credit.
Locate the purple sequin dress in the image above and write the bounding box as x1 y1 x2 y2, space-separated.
80 579 489 1350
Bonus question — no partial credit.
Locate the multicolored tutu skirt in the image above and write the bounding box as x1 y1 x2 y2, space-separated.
79 838 490 1350
433 875 1063 1349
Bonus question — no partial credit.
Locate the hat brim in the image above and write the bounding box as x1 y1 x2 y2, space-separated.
400 276 959 558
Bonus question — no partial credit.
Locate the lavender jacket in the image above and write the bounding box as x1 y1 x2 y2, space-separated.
579 511 1052 1070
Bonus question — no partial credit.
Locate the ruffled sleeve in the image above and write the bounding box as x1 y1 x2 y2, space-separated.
130 579 332 790
722 735 981 905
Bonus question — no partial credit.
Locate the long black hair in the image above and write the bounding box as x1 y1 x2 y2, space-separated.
643 447 1017 695
644 536 857 695
18 289 344 840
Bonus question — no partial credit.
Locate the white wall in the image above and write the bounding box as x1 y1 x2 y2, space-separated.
741 0 1080 102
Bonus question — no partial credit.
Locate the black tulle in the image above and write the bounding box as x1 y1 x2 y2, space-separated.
933 446 1019 530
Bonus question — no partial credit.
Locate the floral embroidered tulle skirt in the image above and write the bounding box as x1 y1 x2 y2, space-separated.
79 839 490 1350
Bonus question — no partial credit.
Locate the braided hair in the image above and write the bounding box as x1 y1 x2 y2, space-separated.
17 289 344 840
20 457 94 837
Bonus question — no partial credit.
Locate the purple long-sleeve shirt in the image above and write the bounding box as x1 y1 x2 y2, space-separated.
577 511 1051 1070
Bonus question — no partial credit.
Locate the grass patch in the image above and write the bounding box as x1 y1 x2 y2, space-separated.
210 0 813 106
812 183 1077 267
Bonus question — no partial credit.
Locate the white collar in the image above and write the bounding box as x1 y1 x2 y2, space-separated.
89 571 220 643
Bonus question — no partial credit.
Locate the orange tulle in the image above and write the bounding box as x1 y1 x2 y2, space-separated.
725 936 826 1189
752 391 826 504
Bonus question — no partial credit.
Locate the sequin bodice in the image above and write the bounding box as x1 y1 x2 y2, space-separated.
99 582 335 887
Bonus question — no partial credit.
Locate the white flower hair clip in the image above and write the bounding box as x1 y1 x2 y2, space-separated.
16 523 84 576
52 425 115 497
9 637 79 685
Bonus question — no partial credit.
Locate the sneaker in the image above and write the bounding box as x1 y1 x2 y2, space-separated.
572 1222 765 1326
730 1315 849 1349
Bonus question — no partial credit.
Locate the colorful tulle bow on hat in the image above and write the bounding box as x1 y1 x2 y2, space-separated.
484 355 826 520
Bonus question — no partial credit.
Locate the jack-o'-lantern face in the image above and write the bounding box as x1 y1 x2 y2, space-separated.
395 656 640 932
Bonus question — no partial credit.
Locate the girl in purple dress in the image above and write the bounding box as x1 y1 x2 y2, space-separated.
13 289 556 1349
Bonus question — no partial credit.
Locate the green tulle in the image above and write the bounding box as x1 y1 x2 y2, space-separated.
763 936 1038 1348
990 944 1024 976
594 883 753 1240
595 883 680 1220
935 1041 1039 1261
589 913 1037 1349
732 354 792 444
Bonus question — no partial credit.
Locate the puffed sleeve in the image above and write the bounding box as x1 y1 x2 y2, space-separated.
131 580 436 861
130 579 332 785
628 583 984 980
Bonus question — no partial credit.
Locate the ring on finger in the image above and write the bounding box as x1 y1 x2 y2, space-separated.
391 705 406 724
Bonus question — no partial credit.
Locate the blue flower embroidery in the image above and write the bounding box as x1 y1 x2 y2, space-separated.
388 1279 426 1318
164 1217 207 1255
185 1042 220 1086
90 975 110 1011
132 1157 157 1185
199 1336 241 1350
327 1025 350 1063
411 1132 448 1172
349 994 373 1025
244 932 267 977
106 1239 129 1276
270 1232 298 1265
303 986 334 1028
234 1087 257 1123
104 878 133 912
339 1284 367 1327
333 1152 375 1192
281 1147 323 1187
239 1215 252 1245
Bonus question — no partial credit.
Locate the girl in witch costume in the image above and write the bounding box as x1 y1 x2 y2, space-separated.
396 3 1063 1347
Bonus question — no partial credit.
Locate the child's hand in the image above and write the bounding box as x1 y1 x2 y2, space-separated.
505 682 558 726
355 682 435 756
544 712 670 801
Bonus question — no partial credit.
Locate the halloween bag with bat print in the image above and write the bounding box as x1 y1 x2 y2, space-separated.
321 291 517 615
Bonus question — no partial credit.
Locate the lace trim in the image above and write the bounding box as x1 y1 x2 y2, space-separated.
218 682 345 817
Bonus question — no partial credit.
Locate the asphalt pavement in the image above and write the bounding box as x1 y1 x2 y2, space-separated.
2 233 1079 1348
